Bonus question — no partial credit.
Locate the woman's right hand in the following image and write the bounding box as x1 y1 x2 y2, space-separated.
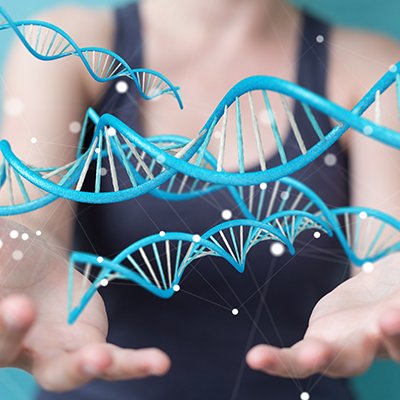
0 221 171 392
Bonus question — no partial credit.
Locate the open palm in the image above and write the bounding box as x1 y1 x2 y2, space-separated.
247 254 400 378
0 222 170 392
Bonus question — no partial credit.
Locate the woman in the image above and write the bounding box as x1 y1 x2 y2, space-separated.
0 0 400 399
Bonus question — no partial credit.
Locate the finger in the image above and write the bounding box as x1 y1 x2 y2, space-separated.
99 345 171 381
0 295 35 367
246 339 334 379
34 343 113 392
34 344 171 391
320 334 378 378
247 334 378 379
380 307 400 362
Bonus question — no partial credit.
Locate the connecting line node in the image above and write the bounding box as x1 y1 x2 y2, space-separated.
300 392 310 400
221 209 233 220
313 231 321 239
270 242 285 257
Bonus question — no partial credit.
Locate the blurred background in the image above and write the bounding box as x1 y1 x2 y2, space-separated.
0 0 399 399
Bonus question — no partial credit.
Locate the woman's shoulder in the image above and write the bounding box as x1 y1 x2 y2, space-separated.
30 5 117 103
33 5 115 50
329 25 400 104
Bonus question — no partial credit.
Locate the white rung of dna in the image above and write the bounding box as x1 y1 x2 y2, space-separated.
232 180 326 222
331 208 400 264
196 89 330 174
19 23 74 57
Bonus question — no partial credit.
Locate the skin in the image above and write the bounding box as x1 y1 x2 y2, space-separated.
0 0 399 391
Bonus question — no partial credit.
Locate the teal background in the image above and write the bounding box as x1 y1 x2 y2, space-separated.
0 0 400 399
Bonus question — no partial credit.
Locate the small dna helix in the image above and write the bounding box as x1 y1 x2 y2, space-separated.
67 177 400 323
0 7 182 106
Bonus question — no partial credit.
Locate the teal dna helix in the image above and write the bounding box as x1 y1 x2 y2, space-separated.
67 177 400 323
0 9 399 325
1 62 400 213
0 7 182 106
1 58 400 214
0 8 399 214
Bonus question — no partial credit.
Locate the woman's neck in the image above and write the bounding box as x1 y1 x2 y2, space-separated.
145 0 297 42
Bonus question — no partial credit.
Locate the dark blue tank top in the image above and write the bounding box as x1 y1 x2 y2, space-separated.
39 3 355 400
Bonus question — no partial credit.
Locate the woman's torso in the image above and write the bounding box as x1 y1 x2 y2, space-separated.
39 2 355 399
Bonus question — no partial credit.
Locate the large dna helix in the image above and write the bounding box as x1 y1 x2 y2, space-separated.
1 62 400 213
68 177 400 323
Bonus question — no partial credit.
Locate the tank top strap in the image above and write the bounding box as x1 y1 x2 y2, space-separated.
113 2 143 68
296 13 330 98
94 2 143 126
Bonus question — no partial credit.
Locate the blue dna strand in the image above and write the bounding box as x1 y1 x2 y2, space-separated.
0 7 182 106
1 58 400 213
67 178 400 323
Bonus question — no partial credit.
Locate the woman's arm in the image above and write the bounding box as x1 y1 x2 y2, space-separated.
0 6 170 391
247 28 400 379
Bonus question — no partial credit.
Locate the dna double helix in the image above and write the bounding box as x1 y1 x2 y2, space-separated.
1 59 400 215
0 7 182 106
67 176 400 323
1 9 399 324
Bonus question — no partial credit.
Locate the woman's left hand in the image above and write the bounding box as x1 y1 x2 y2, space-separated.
246 253 400 378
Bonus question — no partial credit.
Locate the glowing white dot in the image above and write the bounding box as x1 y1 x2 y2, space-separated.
221 209 232 220
280 191 289 200
35 230 42 236
95 148 101 154
5 98 24 117
9 230 19 239
270 242 285 257
300 392 310 400
30 137 37 144
159 231 166 237
389 64 398 73
362 262 374 273
100 278 109 287
214 130 222 139
313 231 321 239
359 211 368 220
100 167 107 176
69 121 81 134
21 233 29 241
107 127 117 136
12 250 23 261
173 284 180 292
259 109 271 126
193 234 201 243
259 182 267 190
363 125 373 135
232 308 239 316
316 34 324 43
115 80 129 94
156 154 166 164
324 153 337 167
97 256 104 263
0 239 3 248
